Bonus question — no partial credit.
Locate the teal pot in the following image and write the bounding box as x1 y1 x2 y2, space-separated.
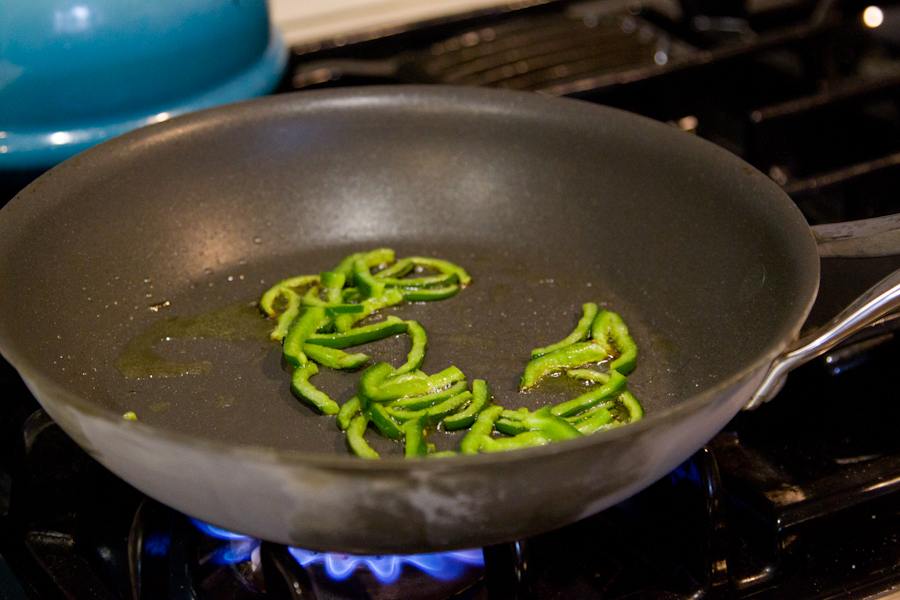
0 0 287 171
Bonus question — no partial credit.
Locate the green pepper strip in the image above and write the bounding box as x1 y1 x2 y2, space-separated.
374 258 414 279
357 363 395 410
401 285 460 302
353 257 386 298
409 257 473 287
495 406 582 441
460 406 504 455
301 284 329 307
319 270 346 305
334 289 405 331
337 396 361 430
332 248 395 281
443 379 491 431
260 274 319 317
346 414 380 459
379 272 459 289
402 419 428 458
302 343 369 370
387 381 467 410
572 407 613 434
566 369 611 383
283 307 330 366
520 341 609 391
290 362 340 415
564 400 618 424
366 402 404 439
307 316 407 349
480 431 552 453
617 390 644 421
386 391 471 425
591 310 638 375
494 417 529 436
369 366 465 403
324 304 366 317
551 370 628 418
269 289 302 341
531 303 599 359
395 320 426 375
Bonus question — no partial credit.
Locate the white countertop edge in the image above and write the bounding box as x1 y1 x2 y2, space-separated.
268 0 517 46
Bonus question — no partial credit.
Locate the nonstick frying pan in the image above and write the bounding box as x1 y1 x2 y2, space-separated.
1 86 899 555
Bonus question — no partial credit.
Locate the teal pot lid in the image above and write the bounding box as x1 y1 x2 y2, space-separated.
0 0 287 171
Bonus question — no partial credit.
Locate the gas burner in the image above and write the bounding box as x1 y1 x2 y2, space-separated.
187 517 484 599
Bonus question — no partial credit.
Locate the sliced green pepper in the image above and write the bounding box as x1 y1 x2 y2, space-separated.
493 406 582 441
572 406 613 434
283 307 330 366
386 391 472 425
307 316 407 349
531 303 599 359
551 370 628 418
395 320 427 375
401 285 460 302
591 310 638 375
520 341 609 391
290 362 339 415
374 257 414 279
260 274 319 317
387 380 468 410
337 396 361 431
353 257 386 298
566 368 611 383
460 405 503 454
369 366 465 403
366 402 404 439
402 419 428 457
443 379 491 431
480 431 552 452
302 343 369 370
347 414 380 459
408 257 473 287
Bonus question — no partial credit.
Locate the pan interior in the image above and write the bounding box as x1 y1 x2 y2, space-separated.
0 87 818 456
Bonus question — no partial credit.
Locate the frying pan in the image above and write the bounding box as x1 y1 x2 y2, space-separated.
1 86 898 555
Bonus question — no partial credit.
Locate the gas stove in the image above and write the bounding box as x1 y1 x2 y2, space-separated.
2 1 900 598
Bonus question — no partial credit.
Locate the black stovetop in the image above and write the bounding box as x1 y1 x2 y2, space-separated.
3 1 900 598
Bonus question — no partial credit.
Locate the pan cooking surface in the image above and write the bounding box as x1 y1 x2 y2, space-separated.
81 243 677 454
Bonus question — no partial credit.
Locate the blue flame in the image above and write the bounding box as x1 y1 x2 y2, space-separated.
287 547 484 584
189 518 483 584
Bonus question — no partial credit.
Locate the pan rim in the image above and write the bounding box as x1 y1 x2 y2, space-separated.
0 84 820 472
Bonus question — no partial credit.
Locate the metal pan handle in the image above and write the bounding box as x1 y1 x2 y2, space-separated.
745 261 900 410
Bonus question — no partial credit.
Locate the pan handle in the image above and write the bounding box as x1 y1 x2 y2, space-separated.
744 265 900 409
812 214 900 258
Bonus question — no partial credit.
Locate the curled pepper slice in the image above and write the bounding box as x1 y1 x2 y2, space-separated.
337 396 361 431
307 316 407 349
443 379 491 431
387 381 468 410
520 341 609 391
480 431 552 453
302 343 369 370
551 370 627 418
386 391 472 425
291 362 340 415
347 414 380 459
531 303 599 359
591 310 638 375
395 320 427 375
460 406 504 455
283 307 330 367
